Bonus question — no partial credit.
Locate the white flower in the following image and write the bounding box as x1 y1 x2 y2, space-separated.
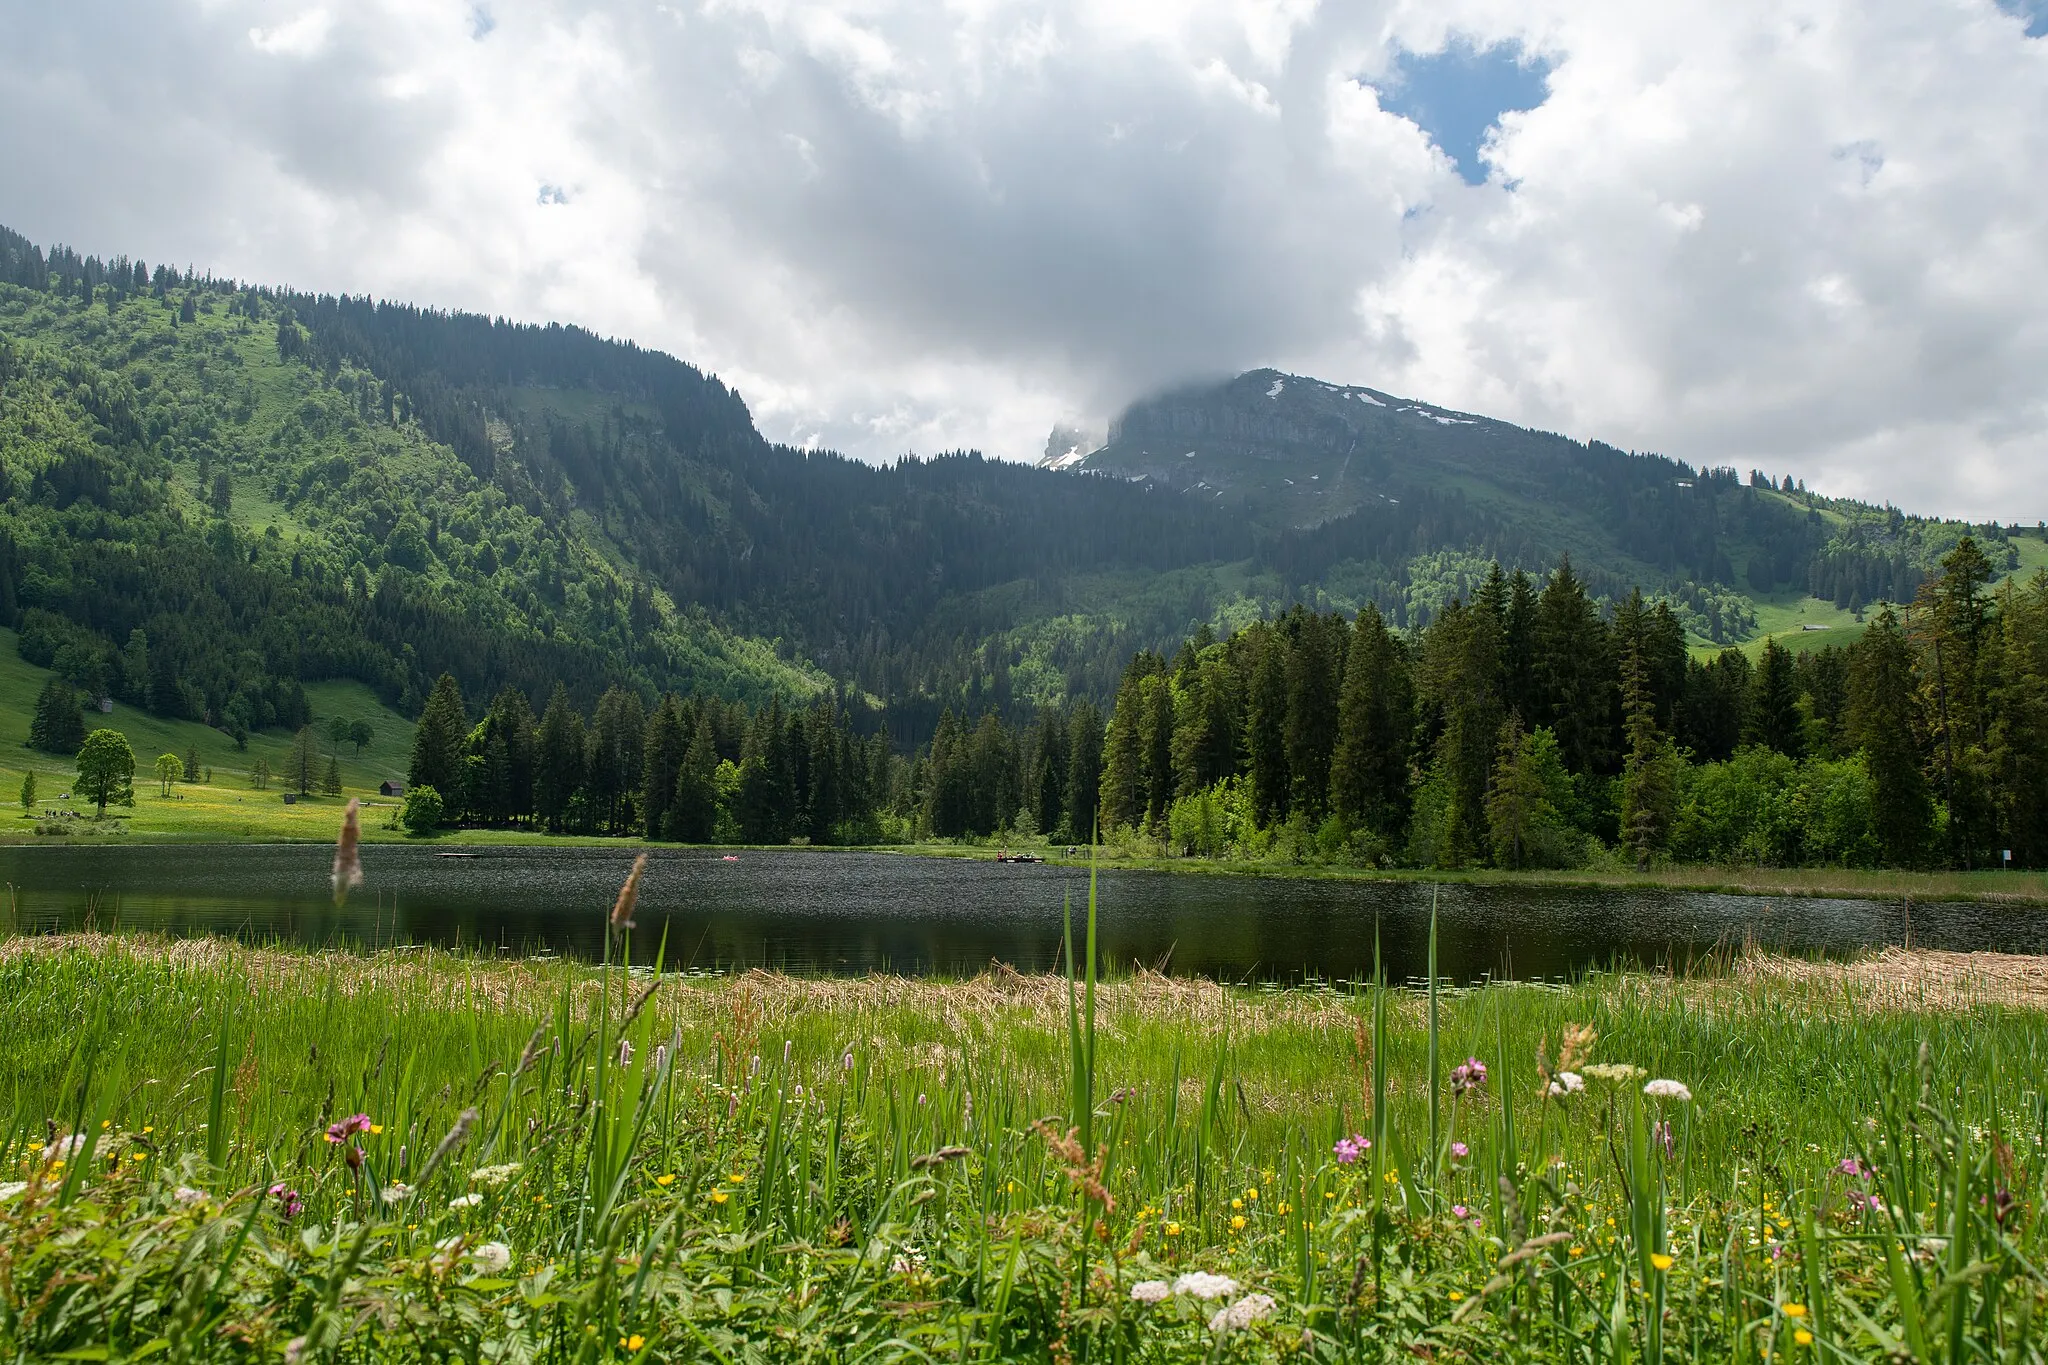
472 1241 512 1274
1582 1063 1645 1086
380 1183 414 1204
1130 1280 1172 1304
0 1181 27 1201
889 1250 927 1276
1644 1079 1693 1102
1209 1293 1277 1332
448 1192 483 1210
1547 1072 1585 1097
1172 1271 1240 1300
49 1134 87 1160
469 1163 522 1187
174 1186 209 1205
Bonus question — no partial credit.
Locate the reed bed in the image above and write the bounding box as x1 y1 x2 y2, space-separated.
3 878 2048 1361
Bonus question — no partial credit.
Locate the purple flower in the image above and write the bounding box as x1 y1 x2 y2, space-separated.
269 1183 304 1219
1449 1058 1488 1097
1651 1121 1674 1157
1838 1157 1868 1178
1451 1204 1468 1218
345 1146 363 1172
1450 1141 1469 1159
324 1114 372 1144
1866 1195 1884 1212
1333 1134 1372 1164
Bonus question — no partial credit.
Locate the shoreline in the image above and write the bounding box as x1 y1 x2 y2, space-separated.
5 818 2048 904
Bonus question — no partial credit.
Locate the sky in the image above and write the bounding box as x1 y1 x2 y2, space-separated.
1 0 2044 520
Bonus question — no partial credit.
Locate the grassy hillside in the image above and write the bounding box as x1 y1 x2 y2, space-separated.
0 627 416 840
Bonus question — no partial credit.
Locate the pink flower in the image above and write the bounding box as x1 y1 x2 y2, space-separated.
1333 1134 1371 1164
1449 1058 1488 1096
1451 1204 1468 1218
268 1183 304 1218
1450 1142 1469 1159
325 1114 372 1144
1838 1157 1868 1178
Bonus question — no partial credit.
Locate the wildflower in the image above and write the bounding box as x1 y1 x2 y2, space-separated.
1209 1293 1276 1332
325 1114 373 1144
1838 1157 1867 1178
0 1181 27 1201
1165 1222 1182 1237
728 1172 745 1185
617 1039 634 1067
1794 1329 1814 1346
473 1241 512 1273
653 1044 669 1073
1866 1195 1884 1212
1643 1079 1692 1102
1651 1120 1675 1156
332 797 362 906
48 1134 87 1161
268 1183 304 1218
381 1183 414 1204
1583 1063 1645 1086
1451 1204 1468 1219
449 1193 483 1210
1332 1134 1370 1164
1783 1303 1807 1319
1451 1141 1469 1159
711 1190 729 1205
1449 1057 1488 1095
1447 1291 1464 1302
655 1173 675 1187
345 1146 364 1172
174 1186 208 1205
1130 1280 1172 1304
1548 1072 1585 1097
1174 1272 1239 1299
843 1051 854 1072
622 1335 645 1352
1230 1214 1247 1231
611 852 647 932
1231 1198 1243 1211
1650 1253 1674 1271
1245 1186 1258 1201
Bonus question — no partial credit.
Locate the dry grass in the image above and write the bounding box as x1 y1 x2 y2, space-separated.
1730 943 2048 1012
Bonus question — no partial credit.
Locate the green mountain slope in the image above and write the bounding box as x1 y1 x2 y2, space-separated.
0 224 2032 756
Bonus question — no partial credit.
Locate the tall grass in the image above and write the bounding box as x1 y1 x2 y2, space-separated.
2 897 2047 1359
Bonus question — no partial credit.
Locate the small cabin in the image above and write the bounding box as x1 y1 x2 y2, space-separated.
282 792 299 805
379 779 405 797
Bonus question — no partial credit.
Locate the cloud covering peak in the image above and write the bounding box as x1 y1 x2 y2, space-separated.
3 0 2043 518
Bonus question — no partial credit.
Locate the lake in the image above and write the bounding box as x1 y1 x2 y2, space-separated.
4 844 2042 983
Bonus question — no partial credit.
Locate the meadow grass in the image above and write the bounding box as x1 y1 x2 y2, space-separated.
4 865 2048 1361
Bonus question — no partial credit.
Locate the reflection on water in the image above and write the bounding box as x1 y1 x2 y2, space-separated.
6 845 2043 983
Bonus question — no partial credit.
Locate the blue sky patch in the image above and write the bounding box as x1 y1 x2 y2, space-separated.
1998 0 2048 37
1375 41 1555 185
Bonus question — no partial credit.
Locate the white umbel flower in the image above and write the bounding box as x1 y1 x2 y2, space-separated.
1209 1293 1277 1332
1171 1271 1240 1300
1129 1280 1172 1303
1547 1071 1585 1097
1643 1079 1693 1102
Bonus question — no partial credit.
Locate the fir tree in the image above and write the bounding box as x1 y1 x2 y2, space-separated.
669 718 720 843
1062 703 1104 843
27 677 85 754
1330 604 1415 840
1284 612 1342 821
1246 632 1290 827
1097 664 1149 835
641 694 689 839
1743 639 1804 757
408 674 469 802
534 684 586 832
1848 605 1931 866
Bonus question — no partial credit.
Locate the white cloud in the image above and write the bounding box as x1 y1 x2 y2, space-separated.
0 0 2043 518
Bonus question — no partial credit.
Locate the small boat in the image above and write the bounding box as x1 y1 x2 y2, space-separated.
994 852 1043 864
720 854 740 862
434 851 481 859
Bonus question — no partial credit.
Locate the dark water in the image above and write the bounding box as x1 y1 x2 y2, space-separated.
3 845 2042 983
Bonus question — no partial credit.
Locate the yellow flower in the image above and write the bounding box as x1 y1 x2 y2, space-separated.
711 1190 729 1205
1447 1291 1463 1302
1383 1171 1398 1185
142 1127 153 1135
1650 1253 1675 1272
1783 1303 1807 1319
370 1124 384 1135
728 1173 745 1185
1230 1215 1246 1231
655 1174 675 1187
1570 1246 1584 1257
101 1120 112 1130
1794 1329 1814 1346
1277 1203 1292 1215
130 1152 146 1162
1323 1191 1335 1200
622 1334 645 1350
1245 1187 1258 1201
1231 1198 1243 1211
1165 1222 1181 1236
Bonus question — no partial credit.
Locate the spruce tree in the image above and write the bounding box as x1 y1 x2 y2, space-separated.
1097 665 1149 835
641 694 688 839
1742 638 1804 757
1532 557 1614 776
1062 703 1104 842
1284 613 1342 821
1849 605 1931 865
408 674 469 800
27 677 85 754
1247 632 1290 828
1140 673 1175 832
1330 604 1415 841
669 718 720 843
534 684 586 832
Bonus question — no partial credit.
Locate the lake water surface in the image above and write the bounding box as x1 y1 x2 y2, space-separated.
5 844 2042 983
